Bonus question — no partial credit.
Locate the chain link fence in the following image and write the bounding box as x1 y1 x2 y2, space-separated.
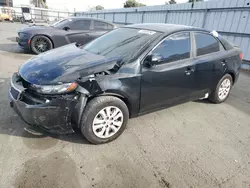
0 6 74 23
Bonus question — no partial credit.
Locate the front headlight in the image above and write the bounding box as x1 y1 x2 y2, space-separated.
32 82 78 94
19 32 29 38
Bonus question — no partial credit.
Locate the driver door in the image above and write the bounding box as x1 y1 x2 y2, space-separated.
140 32 197 113
66 19 92 44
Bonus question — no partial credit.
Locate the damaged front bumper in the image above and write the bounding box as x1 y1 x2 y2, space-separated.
8 73 86 134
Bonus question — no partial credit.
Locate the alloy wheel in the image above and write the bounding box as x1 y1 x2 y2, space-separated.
218 78 231 100
92 106 124 139
33 37 51 53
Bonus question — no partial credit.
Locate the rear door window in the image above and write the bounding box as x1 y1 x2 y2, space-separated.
70 20 91 30
152 32 191 63
195 33 224 56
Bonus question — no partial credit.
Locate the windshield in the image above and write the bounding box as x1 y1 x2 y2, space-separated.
84 28 161 63
51 18 73 28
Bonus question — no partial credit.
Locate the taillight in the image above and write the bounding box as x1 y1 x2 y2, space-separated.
239 53 243 61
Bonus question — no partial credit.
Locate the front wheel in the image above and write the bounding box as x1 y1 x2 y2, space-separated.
30 35 53 54
80 96 129 144
209 74 233 103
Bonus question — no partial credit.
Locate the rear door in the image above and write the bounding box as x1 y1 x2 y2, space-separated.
66 19 91 44
140 32 198 112
192 32 227 94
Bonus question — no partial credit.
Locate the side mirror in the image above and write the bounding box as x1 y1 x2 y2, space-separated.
63 26 70 31
144 54 164 67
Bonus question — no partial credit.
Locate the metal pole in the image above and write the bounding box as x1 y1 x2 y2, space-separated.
202 9 208 28
165 10 168 23
141 11 145 23
125 12 128 25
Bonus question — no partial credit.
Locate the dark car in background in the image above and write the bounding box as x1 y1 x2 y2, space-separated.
9 24 242 144
16 17 116 54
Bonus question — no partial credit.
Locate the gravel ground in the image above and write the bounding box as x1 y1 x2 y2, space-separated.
0 22 250 188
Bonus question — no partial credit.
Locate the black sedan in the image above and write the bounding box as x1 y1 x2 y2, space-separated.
9 24 242 144
16 17 116 54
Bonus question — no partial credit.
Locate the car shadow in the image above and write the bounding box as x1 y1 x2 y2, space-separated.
0 77 90 145
195 72 250 115
194 99 212 104
0 43 31 54
7 37 17 42
225 72 250 115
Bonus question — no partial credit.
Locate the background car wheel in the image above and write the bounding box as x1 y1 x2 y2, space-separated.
30 35 53 54
80 96 129 144
209 74 233 104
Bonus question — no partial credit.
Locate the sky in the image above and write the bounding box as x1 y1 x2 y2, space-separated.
48 0 189 11
13 0 189 12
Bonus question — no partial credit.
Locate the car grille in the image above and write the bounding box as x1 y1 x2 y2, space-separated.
10 87 20 100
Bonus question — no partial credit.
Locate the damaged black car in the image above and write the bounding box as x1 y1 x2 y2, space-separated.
9 24 242 144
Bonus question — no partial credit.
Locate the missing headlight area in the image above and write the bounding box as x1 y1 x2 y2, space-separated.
9 73 82 134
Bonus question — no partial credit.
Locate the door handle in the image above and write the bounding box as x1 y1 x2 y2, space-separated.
185 68 194 75
221 60 227 66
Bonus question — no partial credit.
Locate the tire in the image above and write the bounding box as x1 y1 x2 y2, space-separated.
30 35 53 54
80 96 129 144
209 74 233 104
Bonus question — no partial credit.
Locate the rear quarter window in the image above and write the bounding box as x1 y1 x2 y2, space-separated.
107 24 114 30
93 21 110 30
218 35 234 50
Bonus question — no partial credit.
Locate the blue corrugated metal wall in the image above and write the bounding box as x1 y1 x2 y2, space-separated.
76 0 250 61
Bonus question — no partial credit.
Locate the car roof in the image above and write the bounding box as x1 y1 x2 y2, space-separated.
124 23 207 33
70 17 115 25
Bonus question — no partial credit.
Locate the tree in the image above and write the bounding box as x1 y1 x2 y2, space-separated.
124 0 146 8
95 5 104 10
165 0 176 4
188 0 203 2
169 0 177 4
30 0 48 8
89 5 104 11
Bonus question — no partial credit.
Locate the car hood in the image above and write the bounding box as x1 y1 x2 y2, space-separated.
19 43 121 85
19 25 56 33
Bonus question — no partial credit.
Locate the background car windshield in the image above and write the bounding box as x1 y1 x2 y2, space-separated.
84 28 161 62
52 19 72 28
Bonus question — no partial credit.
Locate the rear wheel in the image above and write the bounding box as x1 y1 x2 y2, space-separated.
30 35 53 54
209 74 233 103
80 96 129 144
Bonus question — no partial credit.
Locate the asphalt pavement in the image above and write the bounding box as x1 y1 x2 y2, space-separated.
0 22 250 188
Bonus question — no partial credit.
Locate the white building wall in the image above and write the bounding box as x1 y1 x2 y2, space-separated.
12 0 31 7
